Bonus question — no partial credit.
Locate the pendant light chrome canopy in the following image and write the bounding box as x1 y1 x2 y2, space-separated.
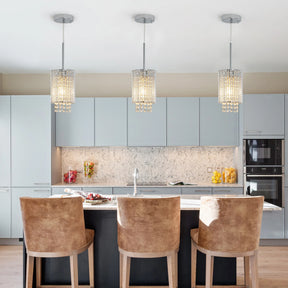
218 14 242 112
132 14 156 112
50 14 75 113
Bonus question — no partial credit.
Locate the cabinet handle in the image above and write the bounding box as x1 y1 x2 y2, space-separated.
139 189 156 193
214 190 230 193
0 189 9 193
195 189 211 193
34 183 50 185
33 189 51 192
245 130 262 134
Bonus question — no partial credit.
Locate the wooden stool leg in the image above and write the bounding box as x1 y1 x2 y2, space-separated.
205 254 213 288
26 255 34 288
250 251 259 288
174 252 178 288
244 256 250 287
167 254 174 288
70 254 79 288
88 242 94 288
36 257 41 288
191 240 197 288
122 254 131 288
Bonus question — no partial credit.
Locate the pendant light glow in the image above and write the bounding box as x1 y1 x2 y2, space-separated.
50 14 75 113
218 14 242 112
132 14 156 112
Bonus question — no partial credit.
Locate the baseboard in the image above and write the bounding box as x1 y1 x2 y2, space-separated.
260 239 288 246
0 238 23 245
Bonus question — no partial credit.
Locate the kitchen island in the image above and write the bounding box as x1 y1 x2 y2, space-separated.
23 197 280 288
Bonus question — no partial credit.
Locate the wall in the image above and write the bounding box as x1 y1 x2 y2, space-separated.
61 146 236 185
1 72 288 97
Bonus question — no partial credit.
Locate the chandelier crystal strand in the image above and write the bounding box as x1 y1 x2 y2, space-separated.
218 14 242 113
132 14 156 112
50 14 75 113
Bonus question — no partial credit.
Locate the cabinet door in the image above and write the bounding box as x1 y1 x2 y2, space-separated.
56 98 94 146
11 188 51 238
11 96 51 187
113 187 134 195
0 96 10 186
0 188 11 237
136 187 181 195
167 97 199 146
213 187 243 195
181 187 212 195
82 187 113 195
285 95 288 186
200 97 239 146
260 209 284 239
128 98 166 146
95 98 127 146
243 94 284 138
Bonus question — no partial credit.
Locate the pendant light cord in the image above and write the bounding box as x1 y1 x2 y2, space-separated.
229 19 232 70
143 20 146 71
62 20 65 70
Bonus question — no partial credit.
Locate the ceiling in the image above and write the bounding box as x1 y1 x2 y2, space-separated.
1 0 288 73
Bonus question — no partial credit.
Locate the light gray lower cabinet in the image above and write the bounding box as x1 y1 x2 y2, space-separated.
95 98 127 146
11 188 51 238
199 97 239 146
113 187 134 195
82 187 112 195
167 97 199 146
128 98 166 146
51 187 82 195
136 187 181 195
213 187 243 195
0 188 11 238
244 94 284 138
56 97 94 146
260 209 284 239
0 96 10 187
181 187 212 195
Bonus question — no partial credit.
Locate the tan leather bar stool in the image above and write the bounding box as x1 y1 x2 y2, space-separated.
191 196 264 288
117 196 180 288
20 197 95 288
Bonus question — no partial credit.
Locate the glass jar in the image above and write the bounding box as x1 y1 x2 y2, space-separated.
83 161 95 182
63 169 77 184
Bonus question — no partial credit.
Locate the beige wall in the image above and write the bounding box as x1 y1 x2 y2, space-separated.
1 72 288 96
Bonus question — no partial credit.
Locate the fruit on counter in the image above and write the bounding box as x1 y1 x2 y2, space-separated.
86 193 110 201
84 161 95 178
64 170 77 184
224 168 237 184
211 170 221 184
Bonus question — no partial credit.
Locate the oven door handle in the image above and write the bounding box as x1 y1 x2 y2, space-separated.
246 174 283 177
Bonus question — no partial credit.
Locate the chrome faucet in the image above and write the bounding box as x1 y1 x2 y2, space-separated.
133 168 139 196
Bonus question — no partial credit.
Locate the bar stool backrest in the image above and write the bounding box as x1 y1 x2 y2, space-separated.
117 197 180 253
20 197 87 253
198 196 264 253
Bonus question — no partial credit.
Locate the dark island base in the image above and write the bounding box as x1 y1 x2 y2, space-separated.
23 210 236 288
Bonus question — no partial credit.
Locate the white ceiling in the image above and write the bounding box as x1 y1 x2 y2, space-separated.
1 0 288 73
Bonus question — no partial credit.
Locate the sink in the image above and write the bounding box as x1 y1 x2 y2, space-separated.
126 182 167 187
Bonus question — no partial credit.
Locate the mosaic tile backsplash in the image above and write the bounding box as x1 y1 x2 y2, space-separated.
61 147 238 185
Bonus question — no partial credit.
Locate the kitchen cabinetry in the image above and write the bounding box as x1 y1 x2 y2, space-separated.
82 187 112 194
243 94 284 138
0 96 11 187
260 209 284 239
113 187 134 195
213 187 243 195
56 97 94 146
11 96 51 187
167 97 199 146
181 187 212 195
11 188 51 238
199 97 239 146
95 98 127 146
0 188 11 238
128 98 166 146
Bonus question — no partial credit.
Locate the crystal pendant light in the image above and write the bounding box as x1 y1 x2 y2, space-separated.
132 14 156 112
50 14 75 112
218 14 242 112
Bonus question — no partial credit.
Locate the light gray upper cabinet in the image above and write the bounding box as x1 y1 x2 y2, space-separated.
11 187 51 238
56 98 94 146
0 188 11 237
243 94 284 138
128 98 166 146
199 97 239 146
95 98 127 146
0 96 11 187
167 97 199 146
11 96 51 187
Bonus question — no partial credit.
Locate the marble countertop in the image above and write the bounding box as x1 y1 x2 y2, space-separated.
82 196 281 211
53 182 243 188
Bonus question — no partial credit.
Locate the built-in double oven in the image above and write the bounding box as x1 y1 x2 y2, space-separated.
244 139 284 207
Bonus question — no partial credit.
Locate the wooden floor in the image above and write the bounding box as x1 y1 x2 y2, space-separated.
0 245 288 287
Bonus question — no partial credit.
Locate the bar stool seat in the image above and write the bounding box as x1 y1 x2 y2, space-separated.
191 196 264 288
117 196 180 288
20 197 94 288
